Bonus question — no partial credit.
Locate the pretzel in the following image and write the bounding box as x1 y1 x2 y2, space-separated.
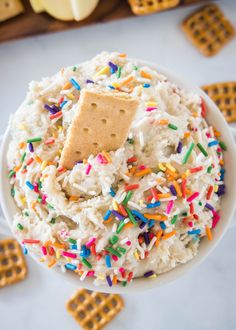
128 0 180 15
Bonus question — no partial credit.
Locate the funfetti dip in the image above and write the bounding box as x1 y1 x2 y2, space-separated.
7 52 226 287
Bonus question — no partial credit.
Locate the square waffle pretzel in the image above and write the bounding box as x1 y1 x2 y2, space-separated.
182 4 235 56
202 82 236 123
0 238 27 288
66 289 124 330
128 0 180 15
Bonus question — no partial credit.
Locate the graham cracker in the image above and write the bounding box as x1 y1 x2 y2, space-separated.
0 238 27 288
66 289 124 330
202 81 236 123
128 0 180 15
0 0 24 22
60 89 139 169
182 4 235 56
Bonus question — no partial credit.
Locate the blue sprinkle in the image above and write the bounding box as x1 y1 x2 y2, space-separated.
65 263 77 271
60 100 68 108
208 140 219 147
109 187 116 197
148 220 155 228
108 85 115 90
26 181 34 190
80 245 90 258
139 221 146 229
105 255 111 268
143 83 151 88
147 201 161 209
160 222 166 230
71 244 78 250
103 210 111 221
23 245 28 255
108 61 118 73
131 210 148 223
188 229 201 235
70 78 81 90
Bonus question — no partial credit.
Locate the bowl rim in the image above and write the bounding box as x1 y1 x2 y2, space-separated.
1 58 236 293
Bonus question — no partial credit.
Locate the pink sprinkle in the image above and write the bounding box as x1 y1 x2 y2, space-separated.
138 165 146 170
187 192 199 203
146 107 157 112
33 183 39 193
87 271 95 277
126 241 131 246
44 138 55 145
212 210 220 229
166 200 174 214
62 251 77 258
42 194 47 205
188 221 193 227
41 246 47 255
112 255 118 261
96 153 108 164
119 267 125 273
206 133 211 138
85 163 92 175
86 237 96 248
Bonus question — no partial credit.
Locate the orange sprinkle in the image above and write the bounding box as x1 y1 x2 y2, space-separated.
50 111 62 120
129 166 137 175
113 275 118 285
44 240 52 247
140 70 152 79
205 225 213 241
213 129 221 137
124 223 133 229
173 180 182 197
157 193 171 199
181 178 187 198
118 204 128 217
151 187 159 201
102 150 112 163
184 132 190 138
219 159 224 165
166 169 178 179
185 188 192 196
144 214 167 221
35 155 42 163
119 76 134 87
119 53 127 57
155 229 163 246
162 230 176 240
206 185 214 200
19 142 26 149
48 259 56 268
52 242 67 249
27 157 34 166
157 119 169 125
134 168 151 177
31 201 38 210
14 165 21 172
103 216 113 224
62 81 72 90
192 112 198 118
69 196 79 201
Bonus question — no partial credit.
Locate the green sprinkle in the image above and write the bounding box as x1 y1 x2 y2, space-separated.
50 218 56 224
11 187 15 197
168 123 178 130
219 141 227 151
20 152 26 163
198 201 202 206
116 221 126 234
197 143 208 157
127 138 134 144
122 281 127 287
47 203 54 209
182 142 195 164
182 212 188 216
117 66 121 78
106 247 122 258
8 170 15 178
109 235 119 245
17 223 23 231
68 238 76 244
37 196 42 203
72 66 77 72
38 180 42 190
207 166 213 173
171 215 178 224
125 208 138 226
117 246 126 254
122 191 133 205
27 137 42 143
81 258 92 269
133 66 138 71
24 211 29 216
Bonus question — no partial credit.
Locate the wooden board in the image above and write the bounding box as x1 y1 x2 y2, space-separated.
0 0 207 43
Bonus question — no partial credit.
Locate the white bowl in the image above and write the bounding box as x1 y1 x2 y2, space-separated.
1 59 236 293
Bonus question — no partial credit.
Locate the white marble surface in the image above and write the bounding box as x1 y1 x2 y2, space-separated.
0 1 236 329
